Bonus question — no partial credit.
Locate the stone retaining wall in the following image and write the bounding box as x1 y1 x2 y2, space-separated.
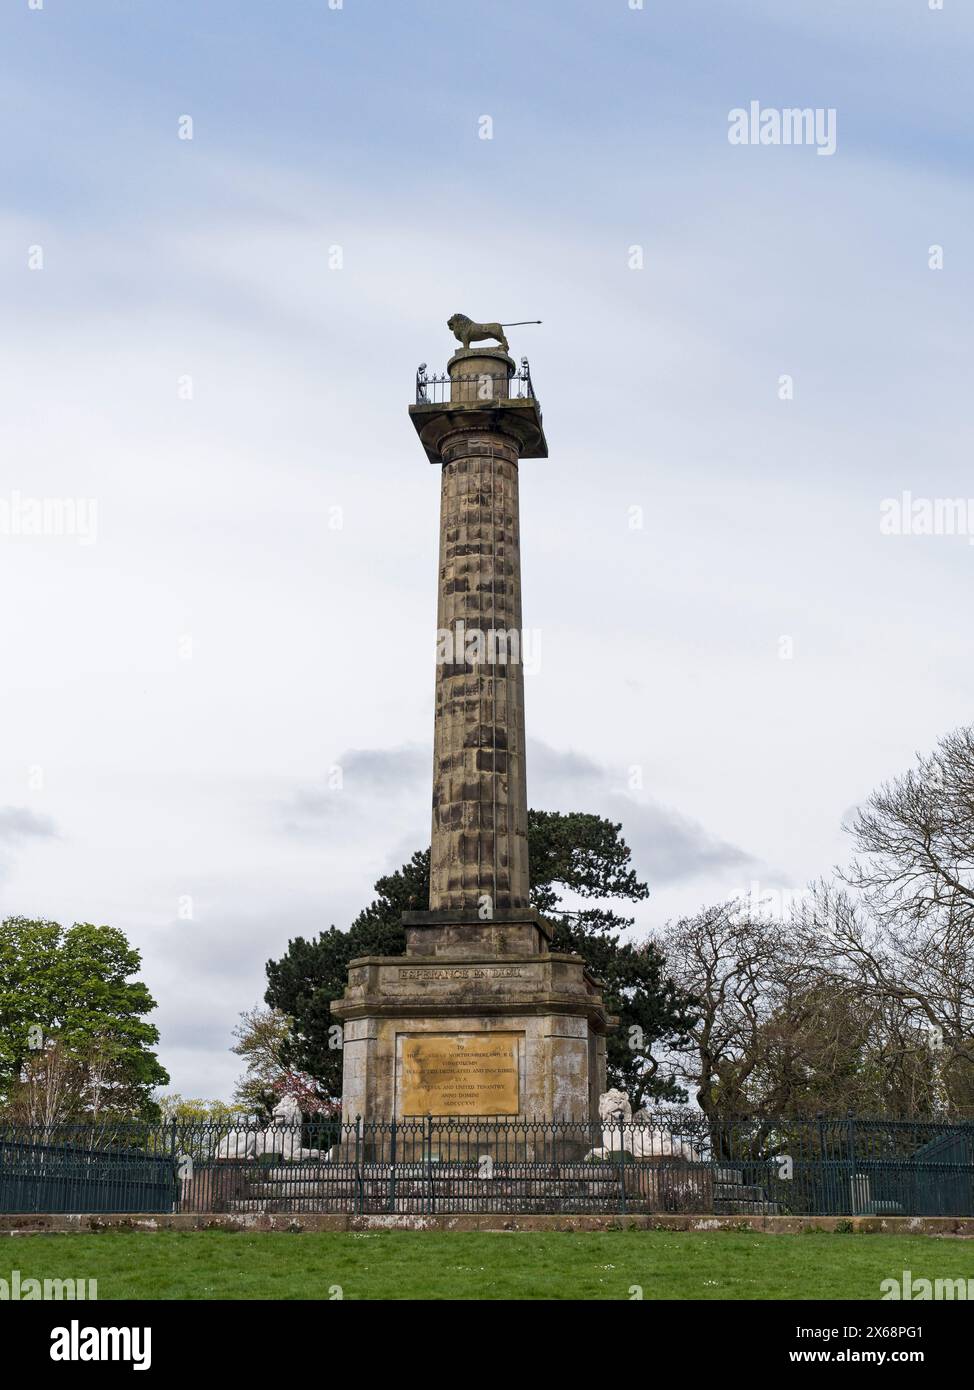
2 1212 972 1236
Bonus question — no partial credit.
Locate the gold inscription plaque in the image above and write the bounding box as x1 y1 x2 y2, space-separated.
400 1033 519 1116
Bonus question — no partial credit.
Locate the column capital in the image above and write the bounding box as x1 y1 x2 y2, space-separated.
408 400 547 464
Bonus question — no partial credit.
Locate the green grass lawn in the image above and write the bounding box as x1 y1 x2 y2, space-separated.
6 1229 973 1300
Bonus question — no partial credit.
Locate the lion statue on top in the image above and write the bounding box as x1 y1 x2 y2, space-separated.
447 313 510 352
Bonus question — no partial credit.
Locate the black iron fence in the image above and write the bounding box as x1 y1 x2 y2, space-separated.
0 1135 177 1215
2 1112 972 1218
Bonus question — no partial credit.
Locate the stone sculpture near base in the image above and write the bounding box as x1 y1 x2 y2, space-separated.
214 1095 326 1162
587 1089 698 1161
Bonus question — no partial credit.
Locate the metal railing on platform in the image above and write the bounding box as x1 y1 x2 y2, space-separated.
415 359 537 405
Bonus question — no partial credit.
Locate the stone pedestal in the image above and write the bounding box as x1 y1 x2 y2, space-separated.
331 924 611 1123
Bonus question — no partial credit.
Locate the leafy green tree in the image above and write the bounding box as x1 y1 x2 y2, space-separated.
0 917 168 1121
229 1005 293 1116
529 810 650 923
265 818 695 1108
155 1094 246 1123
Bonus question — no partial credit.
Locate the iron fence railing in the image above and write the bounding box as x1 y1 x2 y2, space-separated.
0 1135 177 1215
415 359 537 406
2 1112 972 1218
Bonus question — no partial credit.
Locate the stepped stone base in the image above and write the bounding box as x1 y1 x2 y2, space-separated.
713 1168 781 1215
212 1163 624 1217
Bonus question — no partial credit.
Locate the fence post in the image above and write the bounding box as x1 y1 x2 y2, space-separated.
847 1110 858 1215
169 1120 179 1214
425 1115 435 1215
388 1115 397 1214
816 1112 827 1214
354 1115 364 1215
618 1112 627 1215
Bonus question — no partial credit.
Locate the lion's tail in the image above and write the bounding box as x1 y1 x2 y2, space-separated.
499 320 542 326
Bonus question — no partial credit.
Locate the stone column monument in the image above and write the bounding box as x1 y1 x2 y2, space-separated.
331 317 614 1125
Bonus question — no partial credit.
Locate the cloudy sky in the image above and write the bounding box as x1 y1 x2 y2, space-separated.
2 1 971 1099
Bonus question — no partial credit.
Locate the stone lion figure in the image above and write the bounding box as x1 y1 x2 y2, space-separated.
588 1089 698 1161
215 1094 326 1162
257 1094 323 1160
447 313 510 353
598 1088 632 1125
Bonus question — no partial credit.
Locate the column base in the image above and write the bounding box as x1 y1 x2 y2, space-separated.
331 948 614 1125
401 907 550 958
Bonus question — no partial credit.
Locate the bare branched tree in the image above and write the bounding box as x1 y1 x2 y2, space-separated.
658 894 954 1120
653 726 974 1121
843 725 974 931
5 1039 87 1129
659 903 801 1118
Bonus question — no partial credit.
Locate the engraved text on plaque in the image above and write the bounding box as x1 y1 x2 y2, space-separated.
400 1033 519 1116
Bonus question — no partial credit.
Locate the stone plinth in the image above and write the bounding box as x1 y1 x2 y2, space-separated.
331 947 612 1123
402 908 549 958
